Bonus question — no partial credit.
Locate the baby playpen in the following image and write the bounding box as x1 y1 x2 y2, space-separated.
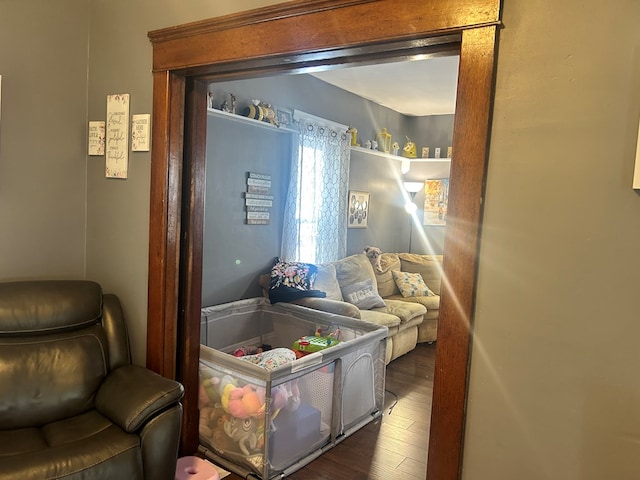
198 298 387 479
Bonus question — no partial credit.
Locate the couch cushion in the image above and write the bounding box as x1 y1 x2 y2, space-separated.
313 264 343 301
392 270 435 298
359 309 400 329
374 253 401 297
398 253 443 295
385 294 440 311
371 299 426 324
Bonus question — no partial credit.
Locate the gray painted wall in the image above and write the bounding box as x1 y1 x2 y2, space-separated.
84 0 279 364
202 115 291 306
0 0 89 281
203 74 453 306
5 2 640 477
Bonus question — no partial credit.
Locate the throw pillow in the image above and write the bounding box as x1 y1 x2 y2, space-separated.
341 278 386 310
313 264 343 301
270 259 318 291
392 270 435 298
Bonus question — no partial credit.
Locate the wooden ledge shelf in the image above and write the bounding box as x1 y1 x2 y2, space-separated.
207 108 297 134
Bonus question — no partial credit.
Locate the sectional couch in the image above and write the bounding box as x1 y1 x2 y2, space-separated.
261 252 443 364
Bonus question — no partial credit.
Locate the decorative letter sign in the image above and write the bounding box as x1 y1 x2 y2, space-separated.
88 121 105 156
105 93 130 178
131 113 150 152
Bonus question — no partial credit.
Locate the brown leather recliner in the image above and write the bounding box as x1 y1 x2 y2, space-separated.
0 280 184 480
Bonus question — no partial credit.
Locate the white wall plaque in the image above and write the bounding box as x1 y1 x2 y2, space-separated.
131 113 150 152
88 121 105 156
105 93 130 178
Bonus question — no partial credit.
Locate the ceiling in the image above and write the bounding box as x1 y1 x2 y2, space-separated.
310 55 460 117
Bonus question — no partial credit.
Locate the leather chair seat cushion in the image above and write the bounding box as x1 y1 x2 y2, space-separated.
0 410 142 479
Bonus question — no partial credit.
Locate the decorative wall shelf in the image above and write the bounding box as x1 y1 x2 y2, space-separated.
350 145 451 165
207 108 297 134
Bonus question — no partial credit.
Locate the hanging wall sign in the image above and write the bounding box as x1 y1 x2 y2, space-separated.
88 121 105 156
245 172 272 224
105 93 130 178
131 113 150 152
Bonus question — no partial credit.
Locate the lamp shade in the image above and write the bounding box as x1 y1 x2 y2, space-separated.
403 182 423 193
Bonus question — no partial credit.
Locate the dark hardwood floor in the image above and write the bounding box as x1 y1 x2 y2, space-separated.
222 342 435 480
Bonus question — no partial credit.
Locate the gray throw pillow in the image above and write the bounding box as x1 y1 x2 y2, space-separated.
341 279 386 310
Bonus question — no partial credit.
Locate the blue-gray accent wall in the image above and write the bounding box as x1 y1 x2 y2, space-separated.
202 73 453 306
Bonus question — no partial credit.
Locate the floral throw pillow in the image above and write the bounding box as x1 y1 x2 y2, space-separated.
270 259 318 291
392 270 435 298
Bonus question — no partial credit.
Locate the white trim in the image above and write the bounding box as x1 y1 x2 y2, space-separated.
293 109 349 134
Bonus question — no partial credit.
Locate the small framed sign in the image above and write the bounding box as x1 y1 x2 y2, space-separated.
347 191 369 228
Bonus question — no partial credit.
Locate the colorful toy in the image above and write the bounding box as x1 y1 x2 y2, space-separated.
227 384 266 419
292 325 342 356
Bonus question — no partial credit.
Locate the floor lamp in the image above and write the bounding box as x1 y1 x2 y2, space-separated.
403 182 423 253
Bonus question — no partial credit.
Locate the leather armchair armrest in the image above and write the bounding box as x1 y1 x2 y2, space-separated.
96 364 184 433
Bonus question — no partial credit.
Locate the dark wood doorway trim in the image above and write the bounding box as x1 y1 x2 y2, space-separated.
146 1 501 479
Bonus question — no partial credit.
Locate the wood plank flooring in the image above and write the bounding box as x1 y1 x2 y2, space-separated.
221 342 435 480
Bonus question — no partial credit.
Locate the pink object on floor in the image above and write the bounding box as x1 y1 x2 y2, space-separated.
175 456 220 480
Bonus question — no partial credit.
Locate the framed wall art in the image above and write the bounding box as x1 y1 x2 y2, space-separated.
275 107 292 127
348 190 369 228
423 179 449 226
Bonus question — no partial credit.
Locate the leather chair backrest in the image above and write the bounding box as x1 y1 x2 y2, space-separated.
0 281 128 429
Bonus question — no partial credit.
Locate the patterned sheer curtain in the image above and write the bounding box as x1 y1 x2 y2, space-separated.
281 111 351 263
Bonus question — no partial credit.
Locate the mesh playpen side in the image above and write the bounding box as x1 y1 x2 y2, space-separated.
198 298 387 479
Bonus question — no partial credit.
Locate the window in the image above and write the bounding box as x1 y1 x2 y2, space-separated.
281 112 351 264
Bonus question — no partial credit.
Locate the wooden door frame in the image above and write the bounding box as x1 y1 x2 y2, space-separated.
146 1 501 479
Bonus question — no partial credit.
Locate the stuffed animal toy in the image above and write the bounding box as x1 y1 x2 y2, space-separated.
363 245 383 273
223 416 261 456
227 384 266 419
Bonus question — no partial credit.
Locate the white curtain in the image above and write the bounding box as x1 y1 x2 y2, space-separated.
281 111 351 264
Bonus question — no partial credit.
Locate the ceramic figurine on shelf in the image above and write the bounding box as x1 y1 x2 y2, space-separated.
376 128 392 153
364 140 372 149
230 93 237 114
402 136 417 158
220 99 230 112
348 127 358 146
261 102 279 127
207 92 215 109
392 141 400 155
371 140 379 151
245 99 264 121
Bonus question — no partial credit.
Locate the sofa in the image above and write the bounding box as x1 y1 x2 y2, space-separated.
375 252 443 345
0 280 185 480
262 252 443 364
